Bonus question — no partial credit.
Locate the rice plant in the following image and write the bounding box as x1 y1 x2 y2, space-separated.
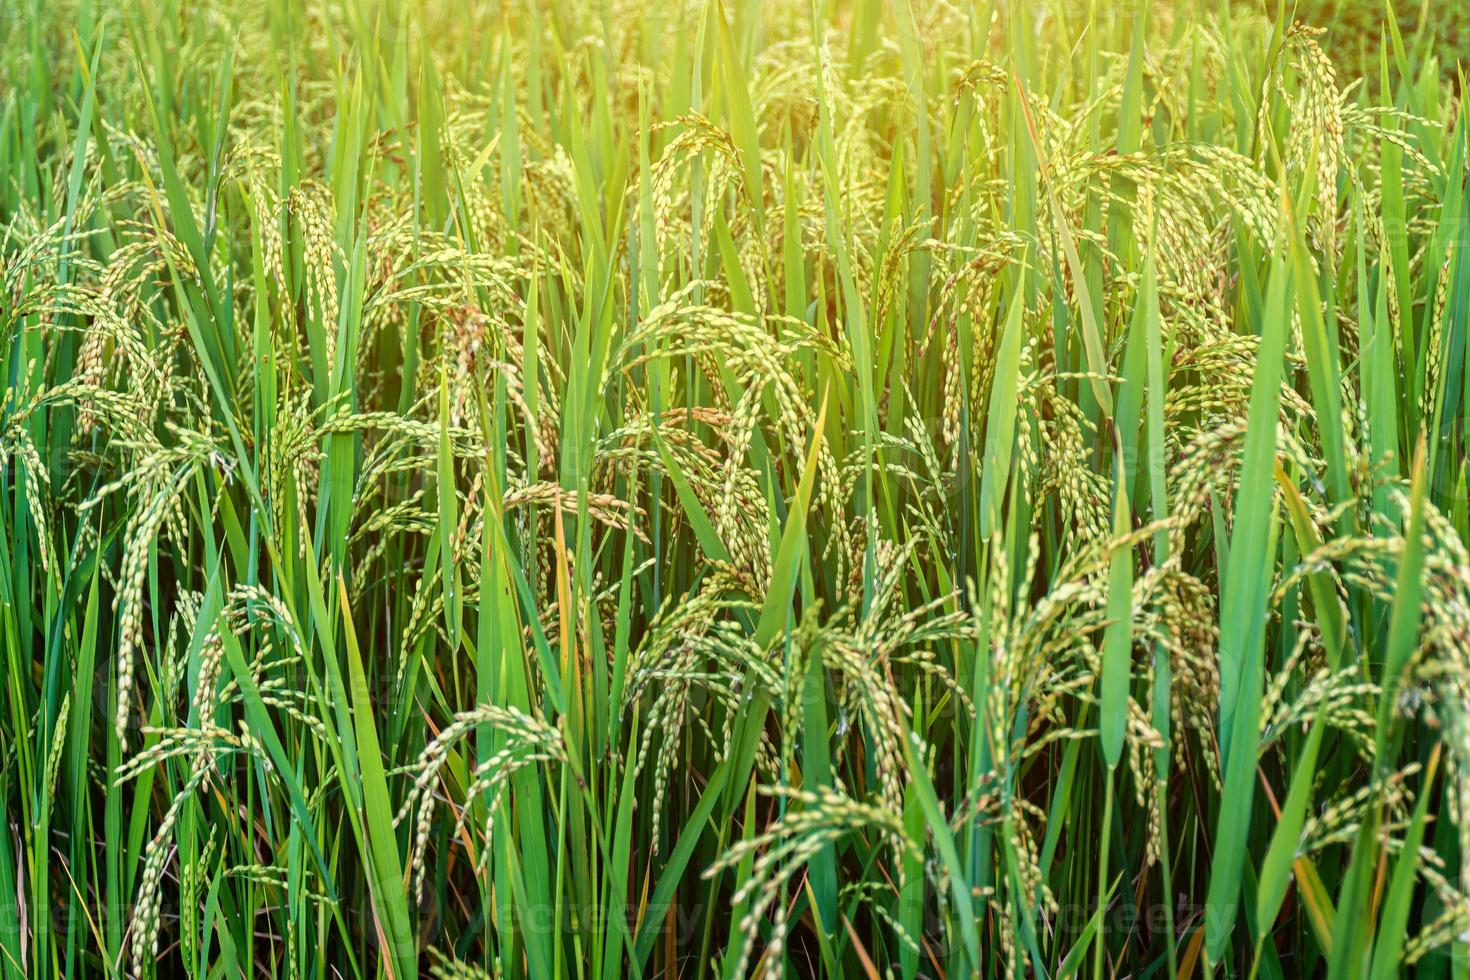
1 0 1467 977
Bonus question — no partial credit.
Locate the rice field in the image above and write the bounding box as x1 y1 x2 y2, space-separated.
1 0 1468 977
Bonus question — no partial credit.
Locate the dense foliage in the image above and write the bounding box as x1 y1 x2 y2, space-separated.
2 0 1468 977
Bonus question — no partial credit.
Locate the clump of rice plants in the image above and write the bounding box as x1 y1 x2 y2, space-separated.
1 0 1468 977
